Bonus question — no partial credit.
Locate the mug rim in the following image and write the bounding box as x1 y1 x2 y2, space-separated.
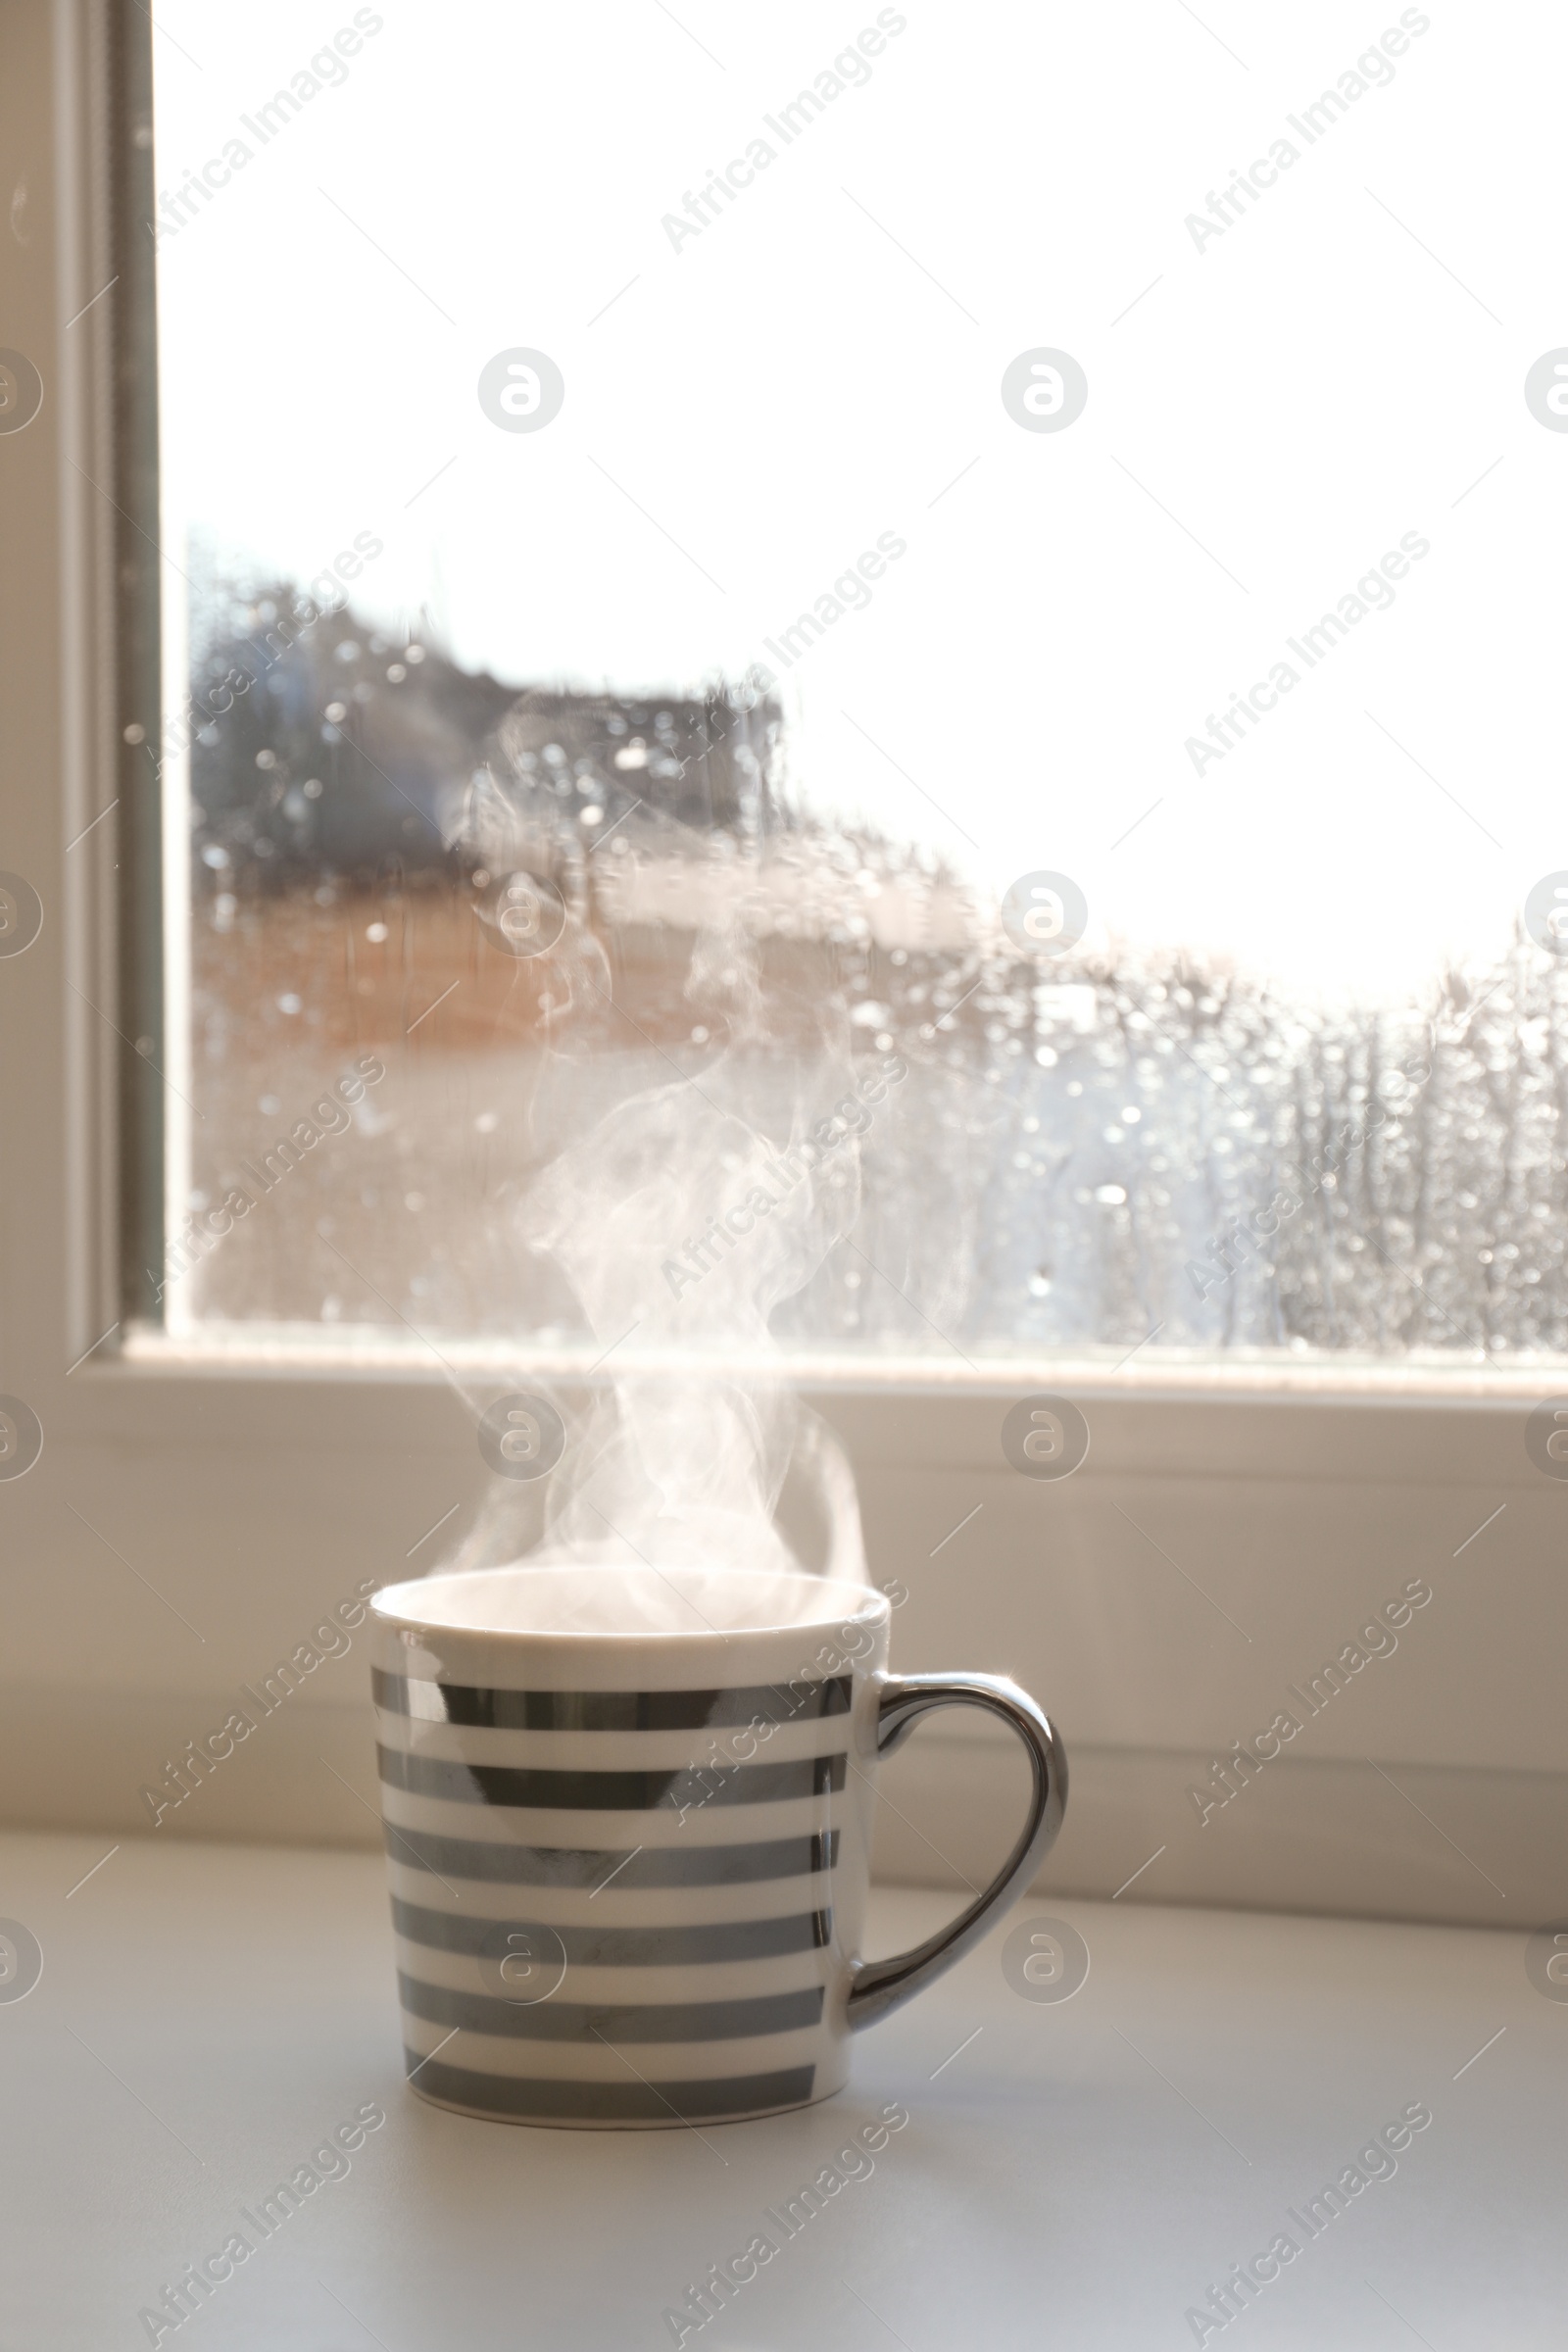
370 1564 890 1646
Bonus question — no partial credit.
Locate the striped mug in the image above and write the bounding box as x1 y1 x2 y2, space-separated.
369 1564 1066 2128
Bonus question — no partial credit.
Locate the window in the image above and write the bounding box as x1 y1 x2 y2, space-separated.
4 1 1553 1914
142 0 1567 1367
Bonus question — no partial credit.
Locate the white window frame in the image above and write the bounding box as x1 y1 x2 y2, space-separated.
3 0 1560 1927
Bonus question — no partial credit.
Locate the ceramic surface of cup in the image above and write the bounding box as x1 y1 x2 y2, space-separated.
370 1563 1064 2128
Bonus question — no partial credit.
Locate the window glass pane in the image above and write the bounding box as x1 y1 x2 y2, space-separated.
150 2 1566 1362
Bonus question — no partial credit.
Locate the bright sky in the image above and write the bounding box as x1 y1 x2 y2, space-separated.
152 0 1568 1002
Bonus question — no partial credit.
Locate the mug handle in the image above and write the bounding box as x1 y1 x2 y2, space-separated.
846 1671 1068 2031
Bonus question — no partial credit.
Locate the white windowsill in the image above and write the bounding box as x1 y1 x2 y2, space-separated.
6 1830 1548 2348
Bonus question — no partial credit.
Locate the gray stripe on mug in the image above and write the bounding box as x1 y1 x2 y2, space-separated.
376 1744 848 1812
384 1826 840 1887
390 1897 834 1966
399 1972 826 2042
373 1668 852 1731
403 2049 816 2122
